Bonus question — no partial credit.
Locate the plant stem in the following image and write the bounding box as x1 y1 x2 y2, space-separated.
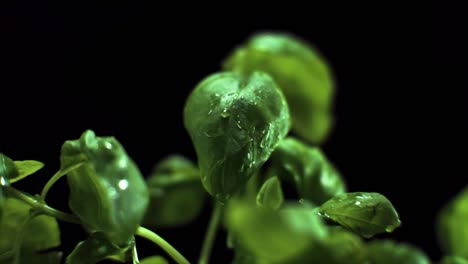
40 162 85 201
5 186 81 224
198 202 222 264
135 226 190 264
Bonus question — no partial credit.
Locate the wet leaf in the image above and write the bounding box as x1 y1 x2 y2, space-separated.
143 155 207 227
226 200 326 263
224 33 335 144
319 192 401 238
366 240 430 264
184 72 290 201
437 186 468 258
61 130 149 245
269 137 345 205
256 176 284 210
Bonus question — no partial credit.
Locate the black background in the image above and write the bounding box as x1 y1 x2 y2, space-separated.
1 1 466 263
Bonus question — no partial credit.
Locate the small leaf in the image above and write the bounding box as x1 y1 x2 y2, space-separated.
269 137 346 205
65 232 128 264
142 155 207 228
256 176 284 210
61 130 149 245
140 256 169 264
437 186 468 258
0 153 19 181
224 33 335 144
319 192 401 238
0 198 61 263
226 200 326 263
9 160 44 183
366 240 430 264
184 72 290 201
440 256 468 264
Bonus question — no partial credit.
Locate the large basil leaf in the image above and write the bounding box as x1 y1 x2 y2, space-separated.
143 155 207 228
61 130 149 245
0 198 61 264
437 186 468 259
269 137 345 205
319 192 401 238
224 33 335 144
184 72 290 201
225 200 326 263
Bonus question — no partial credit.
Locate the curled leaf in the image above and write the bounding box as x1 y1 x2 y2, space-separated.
224 33 335 144
437 186 468 259
319 192 401 238
61 130 149 245
269 137 346 205
184 72 290 201
143 155 207 228
256 176 284 210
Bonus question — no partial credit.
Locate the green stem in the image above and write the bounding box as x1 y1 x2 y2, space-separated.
40 162 85 201
198 202 222 264
135 226 190 264
5 187 81 224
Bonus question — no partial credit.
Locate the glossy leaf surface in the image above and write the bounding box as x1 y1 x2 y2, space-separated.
61 130 149 245
143 155 206 227
224 33 335 144
184 72 290 201
437 187 468 258
256 176 284 210
269 137 345 204
319 192 401 238
366 240 430 264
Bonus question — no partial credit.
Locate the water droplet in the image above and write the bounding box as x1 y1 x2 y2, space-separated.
355 201 361 206
118 179 129 190
236 120 242 129
299 198 305 204
220 108 230 118
208 109 213 115
104 142 113 149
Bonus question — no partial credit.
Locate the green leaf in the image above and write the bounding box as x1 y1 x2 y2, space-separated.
226 200 326 263
437 186 468 258
0 198 61 263
61 130 149 245
65 232 128 264
231 245 257 264
269 137 346 205
142 155 207 228
440 256 468 264
140 256 169 264
256 176 284 210
224 33 335 144
0 153 19 181
3 250 62 264
0 186 4 222
184 72 290 201
9 160 44 183
319 192 401 238
290 227 366 264
366 240 430 264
